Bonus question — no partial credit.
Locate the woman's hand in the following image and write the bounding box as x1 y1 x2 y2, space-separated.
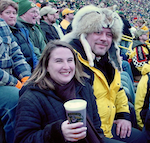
61 120 87 142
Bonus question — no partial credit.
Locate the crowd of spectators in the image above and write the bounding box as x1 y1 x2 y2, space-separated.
44 0 150 29
0 0 150 142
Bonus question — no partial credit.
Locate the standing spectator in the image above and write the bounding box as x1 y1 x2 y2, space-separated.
0 0 38 72
17 0 46 59
0 18 31 143
60 8 74 35
40 6 60 43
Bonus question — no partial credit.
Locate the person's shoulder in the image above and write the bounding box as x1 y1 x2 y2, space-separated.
16 21 26 29
0 18 5 24
0 18 9 29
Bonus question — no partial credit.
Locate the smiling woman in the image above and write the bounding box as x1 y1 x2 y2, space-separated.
14 40 108 143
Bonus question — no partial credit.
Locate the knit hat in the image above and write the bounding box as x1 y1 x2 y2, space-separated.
40 6 57 17
134 29 149 39
62 8 75 16
18 0 36 16
61 5 123 71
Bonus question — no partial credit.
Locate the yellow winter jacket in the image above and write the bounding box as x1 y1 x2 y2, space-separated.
76 50 130 138
135 64 150 129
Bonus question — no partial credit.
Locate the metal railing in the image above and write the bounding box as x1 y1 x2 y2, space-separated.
119 34 150 52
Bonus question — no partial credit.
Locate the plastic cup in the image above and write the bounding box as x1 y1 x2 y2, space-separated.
64 99 87 127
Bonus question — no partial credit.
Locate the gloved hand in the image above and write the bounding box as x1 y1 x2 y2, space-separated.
15 76 30 89
21 76 30 83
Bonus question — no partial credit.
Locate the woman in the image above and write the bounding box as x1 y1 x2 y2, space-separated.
14 40 106 143
0 0 38 71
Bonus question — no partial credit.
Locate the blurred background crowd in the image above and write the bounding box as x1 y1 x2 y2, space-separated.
33 0 150 29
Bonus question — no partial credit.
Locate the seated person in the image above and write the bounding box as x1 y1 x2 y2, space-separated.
61 5 147 142
17 0 46 59
0 0 38 71
14 40 125 143
60 8 74 35
128 29 150 82
135 64 150 130
39 6 60 43
0 18 31 143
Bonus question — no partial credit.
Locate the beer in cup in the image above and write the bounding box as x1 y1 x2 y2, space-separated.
64 99 87 127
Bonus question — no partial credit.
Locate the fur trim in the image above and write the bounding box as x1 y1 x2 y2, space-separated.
108 42 122 71
61 5 123 71
80 33 95 67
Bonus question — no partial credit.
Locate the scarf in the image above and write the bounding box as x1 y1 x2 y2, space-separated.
95 53 115 86
54 78 76 102
53 78 104 143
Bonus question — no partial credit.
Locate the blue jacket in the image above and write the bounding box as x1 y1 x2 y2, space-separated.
14 80 103 143
10 22 38 71
0 18 31 86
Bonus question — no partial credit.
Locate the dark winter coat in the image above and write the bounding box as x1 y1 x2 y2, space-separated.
9 22 34 71
40 20 60 43
14 80 103 143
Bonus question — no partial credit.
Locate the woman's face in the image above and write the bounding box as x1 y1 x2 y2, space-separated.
47 47 75 85
0 6 17 26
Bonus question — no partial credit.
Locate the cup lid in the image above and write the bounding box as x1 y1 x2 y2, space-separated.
64 99 87 111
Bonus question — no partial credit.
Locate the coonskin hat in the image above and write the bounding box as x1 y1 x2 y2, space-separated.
18 0 36 16
61 5 123 71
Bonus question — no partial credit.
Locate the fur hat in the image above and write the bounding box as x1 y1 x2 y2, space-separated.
18 0 36 16
61 5 123 71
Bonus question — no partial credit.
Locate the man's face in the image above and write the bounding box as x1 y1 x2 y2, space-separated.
54 11 59 20
86 28 113 56
139 34 148 42
46 13 56 24
68 13 74 21
137 22 143 27
22 7 38 24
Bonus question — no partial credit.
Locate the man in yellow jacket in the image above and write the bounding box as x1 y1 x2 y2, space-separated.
61 5 148 143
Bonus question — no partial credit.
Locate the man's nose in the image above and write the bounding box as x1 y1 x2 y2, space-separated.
99 33 107 40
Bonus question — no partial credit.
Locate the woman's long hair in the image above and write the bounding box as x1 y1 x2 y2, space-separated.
27 40 89 90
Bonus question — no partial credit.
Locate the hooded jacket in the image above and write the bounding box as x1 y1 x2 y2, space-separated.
69 39 130 138
14 79 104 143
128 40 150 76
17 17 46 59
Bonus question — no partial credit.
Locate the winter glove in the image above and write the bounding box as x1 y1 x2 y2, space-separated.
15 76 30 89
